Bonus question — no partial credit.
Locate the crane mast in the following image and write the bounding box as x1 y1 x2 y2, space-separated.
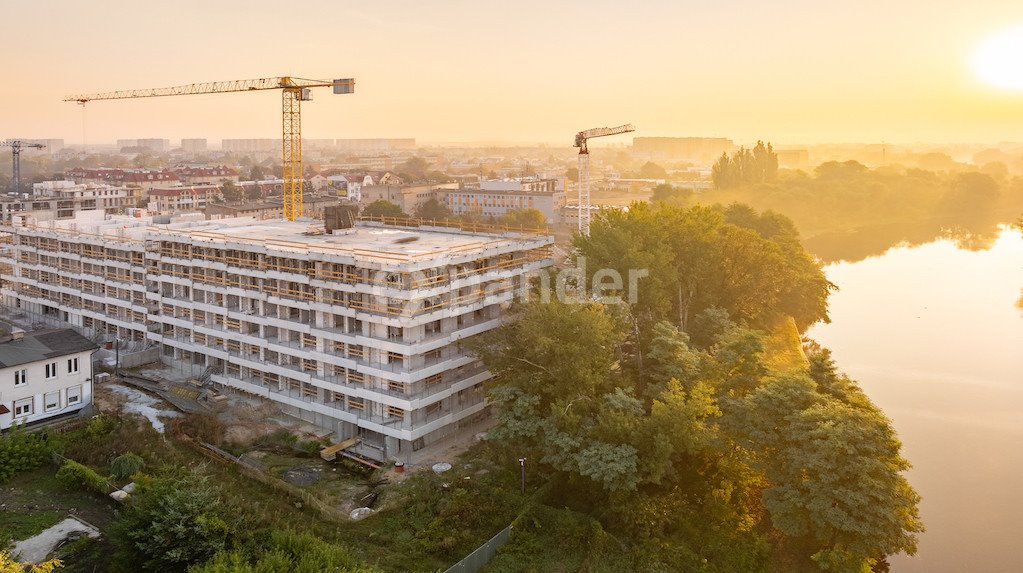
573 124 634 235
1 140 46 194
64 76 355 221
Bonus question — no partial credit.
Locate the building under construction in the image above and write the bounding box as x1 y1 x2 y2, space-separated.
0 211 552 459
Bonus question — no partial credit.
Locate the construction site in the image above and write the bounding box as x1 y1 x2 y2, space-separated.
0 209 553 462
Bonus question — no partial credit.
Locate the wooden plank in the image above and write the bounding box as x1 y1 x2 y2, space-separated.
319 437 360 461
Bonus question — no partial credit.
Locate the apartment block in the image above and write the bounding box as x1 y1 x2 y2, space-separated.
0 212 553 460
0 328 97 431
0 181 140 224
446 178 566 224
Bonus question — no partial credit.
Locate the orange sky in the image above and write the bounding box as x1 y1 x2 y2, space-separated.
3 0 1023 146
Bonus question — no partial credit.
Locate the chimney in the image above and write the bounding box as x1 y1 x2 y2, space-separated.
10 328 25 341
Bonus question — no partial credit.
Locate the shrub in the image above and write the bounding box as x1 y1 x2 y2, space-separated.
110 452 146 481
171 413 227 445
55 460 110 494
192 530 377 572
111 468 231 572
0 425 55 482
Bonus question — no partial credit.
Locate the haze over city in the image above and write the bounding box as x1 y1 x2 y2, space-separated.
4 0 1023 144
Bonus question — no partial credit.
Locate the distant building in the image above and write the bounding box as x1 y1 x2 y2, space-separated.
335 138 415 152
180 139 208 153
221 139 279 153
0 328 98 431
172 165 240 185
0 181 140 223
632 137 735 163
446 178 566 224
206 202 283 220
66 168 180 192
775 149 810 170
361 184 450 215
324 174 373 201
148 185 223 213
117 139 170 153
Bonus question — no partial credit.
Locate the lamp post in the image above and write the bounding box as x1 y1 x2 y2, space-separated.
518 457 526 494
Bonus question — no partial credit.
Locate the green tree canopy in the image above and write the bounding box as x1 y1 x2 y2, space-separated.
220 181 242 203
474 299 922 570
575 201 833 332
414 198 452 220
713 141 778 189
638 161 669 179
112 469 231 572
500 208 547 229
398 156 429 181
650 184 693 204
361 200 405 218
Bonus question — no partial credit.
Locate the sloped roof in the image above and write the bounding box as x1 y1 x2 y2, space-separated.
0 329 98 369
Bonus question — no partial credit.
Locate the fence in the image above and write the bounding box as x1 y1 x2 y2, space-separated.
444 523 514 573
185 438 350 523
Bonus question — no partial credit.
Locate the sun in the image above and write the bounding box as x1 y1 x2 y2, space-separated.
973 25 1023 90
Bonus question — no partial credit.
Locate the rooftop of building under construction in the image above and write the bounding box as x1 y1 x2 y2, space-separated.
11 211 552 269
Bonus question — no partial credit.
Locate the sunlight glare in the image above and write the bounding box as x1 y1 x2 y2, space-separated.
973 25 1023 90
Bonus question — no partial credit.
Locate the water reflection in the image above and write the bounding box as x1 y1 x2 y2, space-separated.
808 225 1023 572
802 210 1015 263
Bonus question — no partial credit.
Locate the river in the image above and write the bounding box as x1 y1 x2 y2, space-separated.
807 225 1023 572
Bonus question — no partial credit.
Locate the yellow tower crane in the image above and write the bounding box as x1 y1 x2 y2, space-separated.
65 76 355 221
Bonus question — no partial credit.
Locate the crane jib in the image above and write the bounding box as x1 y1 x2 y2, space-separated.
61 75 355 222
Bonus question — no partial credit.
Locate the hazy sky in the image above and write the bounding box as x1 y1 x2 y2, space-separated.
3 0 1023 146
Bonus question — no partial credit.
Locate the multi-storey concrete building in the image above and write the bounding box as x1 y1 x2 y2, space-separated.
0 328 97 431
446 178 566 223
0 181 140 224
148 185 223 213
0 212 552 460
180 139 208 153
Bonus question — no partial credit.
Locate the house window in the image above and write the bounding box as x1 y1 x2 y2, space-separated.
44 392 60 412
14 398 33 417
45 362 57 379
67 385 82 405
14 369 26 386
67 357 80 374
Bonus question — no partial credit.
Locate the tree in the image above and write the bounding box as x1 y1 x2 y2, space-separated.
220 181 242 203
414 198 452 220
725 374 923 570
575 201 833 333
427 170 453 183
500 208 547 229
244 185 261 202
712 142 778 189
650 184 692 205
398 156 429 181
111 469 231 572
248 165 264 181
361 200 405 218
638 161 668 180
110 452 145 481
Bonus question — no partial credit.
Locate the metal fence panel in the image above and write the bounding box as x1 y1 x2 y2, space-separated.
444 524 513 573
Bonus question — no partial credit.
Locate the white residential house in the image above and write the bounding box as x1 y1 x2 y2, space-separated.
0 329 98 430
